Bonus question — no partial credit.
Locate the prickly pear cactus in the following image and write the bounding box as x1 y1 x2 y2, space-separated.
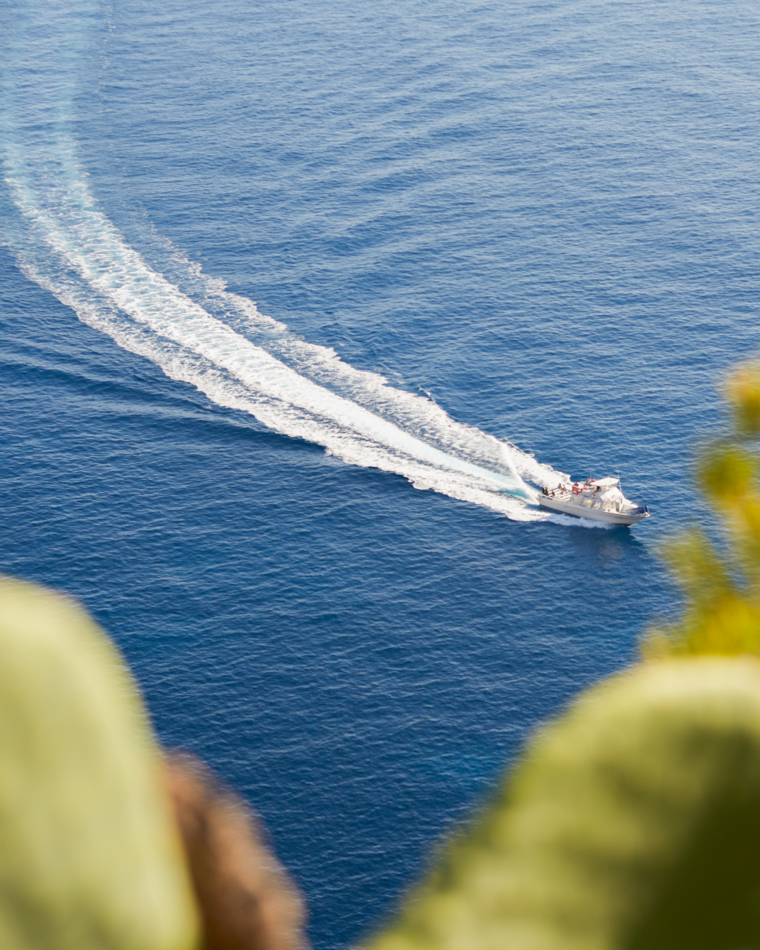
364 658 760 950
0 577 199 950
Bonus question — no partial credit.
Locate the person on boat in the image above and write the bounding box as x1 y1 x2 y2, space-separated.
542 486 548 495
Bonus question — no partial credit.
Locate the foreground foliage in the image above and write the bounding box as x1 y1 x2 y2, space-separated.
645 358 760 655
6 359 760 950
366 358 760 950
365 658 760 950
0 577 199 950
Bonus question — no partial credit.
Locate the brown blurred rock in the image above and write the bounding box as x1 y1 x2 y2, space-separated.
165 754 308 950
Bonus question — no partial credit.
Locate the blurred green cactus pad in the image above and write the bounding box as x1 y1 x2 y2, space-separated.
366 658 760 950
0 578 199 950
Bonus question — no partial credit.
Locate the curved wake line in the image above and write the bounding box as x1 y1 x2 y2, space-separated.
1 6 572 524
1 138 566 520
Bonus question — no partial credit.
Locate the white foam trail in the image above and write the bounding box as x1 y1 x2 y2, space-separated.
0 8 571 523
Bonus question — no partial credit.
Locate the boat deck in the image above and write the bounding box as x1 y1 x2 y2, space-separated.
538 485 650 525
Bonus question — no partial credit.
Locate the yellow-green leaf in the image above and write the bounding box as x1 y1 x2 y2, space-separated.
0 577 199 950
363 658 760 950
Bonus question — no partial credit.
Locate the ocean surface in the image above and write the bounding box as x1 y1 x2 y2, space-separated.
1 0 759 945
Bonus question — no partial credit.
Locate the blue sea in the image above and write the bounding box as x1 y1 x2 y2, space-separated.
1 0 759 945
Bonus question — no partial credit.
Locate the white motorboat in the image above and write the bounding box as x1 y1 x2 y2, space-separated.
537 477 650 526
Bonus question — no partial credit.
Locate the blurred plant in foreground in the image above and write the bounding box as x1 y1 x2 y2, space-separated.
0 577 306 950
363 357 760 950
364 658 760 950
0 577 197 950
645 358 760 656
6 359 760 950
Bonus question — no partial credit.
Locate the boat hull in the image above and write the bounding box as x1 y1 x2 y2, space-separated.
538 495 650 526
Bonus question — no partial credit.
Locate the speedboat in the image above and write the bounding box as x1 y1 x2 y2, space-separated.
537 477 650 526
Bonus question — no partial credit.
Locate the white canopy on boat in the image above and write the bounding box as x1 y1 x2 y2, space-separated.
600 486 625 503
590 477 620 488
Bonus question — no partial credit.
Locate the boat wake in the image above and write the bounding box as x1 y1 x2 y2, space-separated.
1 2 572 524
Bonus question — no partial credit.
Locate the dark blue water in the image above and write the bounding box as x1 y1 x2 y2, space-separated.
2 1 759 946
